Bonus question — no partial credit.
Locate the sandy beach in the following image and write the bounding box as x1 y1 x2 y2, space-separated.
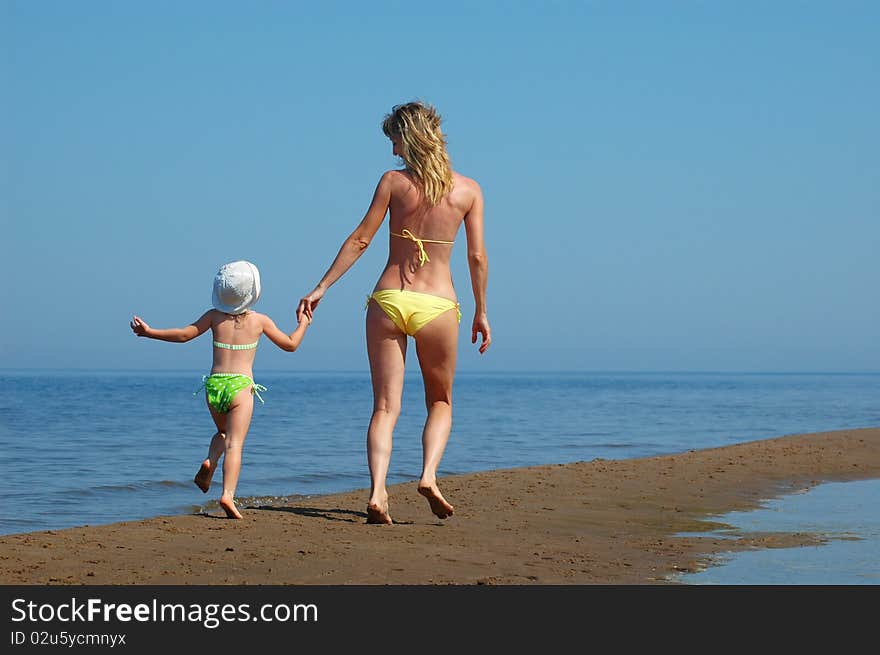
1 427 878 585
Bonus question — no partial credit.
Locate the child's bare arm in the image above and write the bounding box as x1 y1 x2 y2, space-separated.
261 313 310 352
130 311 213 343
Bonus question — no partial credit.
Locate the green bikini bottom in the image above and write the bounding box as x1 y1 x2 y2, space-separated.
194 373 267 414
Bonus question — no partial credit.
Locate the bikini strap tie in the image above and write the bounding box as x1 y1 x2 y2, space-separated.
193 374 209 397
399 229 430 266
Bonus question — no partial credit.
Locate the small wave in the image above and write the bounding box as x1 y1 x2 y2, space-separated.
196 494 314 513
593 442 656 450
66 479 192 497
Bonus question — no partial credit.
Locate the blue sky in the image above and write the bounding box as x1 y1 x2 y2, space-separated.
4 1 878 373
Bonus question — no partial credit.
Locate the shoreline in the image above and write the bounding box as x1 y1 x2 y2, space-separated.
1 427 878 585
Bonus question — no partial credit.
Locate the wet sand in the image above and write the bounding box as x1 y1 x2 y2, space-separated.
1 427 878 585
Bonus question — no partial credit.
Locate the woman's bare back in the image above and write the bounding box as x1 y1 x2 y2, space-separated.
375 170 480 296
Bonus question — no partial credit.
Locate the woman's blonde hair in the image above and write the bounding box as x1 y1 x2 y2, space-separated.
382 101 454 206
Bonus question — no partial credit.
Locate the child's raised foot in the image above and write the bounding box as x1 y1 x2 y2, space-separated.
193 459 215 493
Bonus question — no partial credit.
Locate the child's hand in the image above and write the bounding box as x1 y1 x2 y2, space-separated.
297 286 325 323
130 315 150 337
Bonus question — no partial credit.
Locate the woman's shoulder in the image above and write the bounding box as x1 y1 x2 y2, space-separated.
378 169 419 195
380 168 411 183
452 171 482 195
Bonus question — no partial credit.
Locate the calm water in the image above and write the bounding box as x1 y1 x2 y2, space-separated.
1 369 879 582
674 478 880 585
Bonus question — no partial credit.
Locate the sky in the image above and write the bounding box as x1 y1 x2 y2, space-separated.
4 1 878 373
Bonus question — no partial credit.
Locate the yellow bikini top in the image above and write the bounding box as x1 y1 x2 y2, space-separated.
391 228 454 266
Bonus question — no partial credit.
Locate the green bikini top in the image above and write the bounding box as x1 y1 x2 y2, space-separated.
213 341 259 351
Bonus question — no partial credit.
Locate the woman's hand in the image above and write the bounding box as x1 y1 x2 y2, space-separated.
296 286 326 323
471 313 491 354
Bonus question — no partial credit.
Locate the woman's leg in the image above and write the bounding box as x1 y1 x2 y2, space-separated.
195 400 228 493
365 301 407 524
218 391 255 519
413 308 459 519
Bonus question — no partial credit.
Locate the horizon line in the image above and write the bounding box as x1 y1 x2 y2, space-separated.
2 367 879 376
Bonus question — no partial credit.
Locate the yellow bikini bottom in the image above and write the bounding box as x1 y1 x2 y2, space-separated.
366 289 461 336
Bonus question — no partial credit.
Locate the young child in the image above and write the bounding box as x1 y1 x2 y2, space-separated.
130 260 310 519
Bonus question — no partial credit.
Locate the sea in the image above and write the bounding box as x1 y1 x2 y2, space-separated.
1 369 878 584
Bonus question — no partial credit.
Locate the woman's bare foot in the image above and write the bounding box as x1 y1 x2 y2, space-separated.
366 493 392 524
418 483 454 519
219 496 243 520
193 459 215 493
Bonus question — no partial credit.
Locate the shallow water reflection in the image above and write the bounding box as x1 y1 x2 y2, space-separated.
674 478 880 585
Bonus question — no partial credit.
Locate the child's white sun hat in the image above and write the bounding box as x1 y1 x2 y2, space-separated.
212 260 261 314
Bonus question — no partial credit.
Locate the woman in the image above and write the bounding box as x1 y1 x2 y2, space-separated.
296 101 491 524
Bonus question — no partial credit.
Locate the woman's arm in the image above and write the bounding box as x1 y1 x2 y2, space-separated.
130 311 213 343
463 181 491 354
260 313 310 352
296 172 393 322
